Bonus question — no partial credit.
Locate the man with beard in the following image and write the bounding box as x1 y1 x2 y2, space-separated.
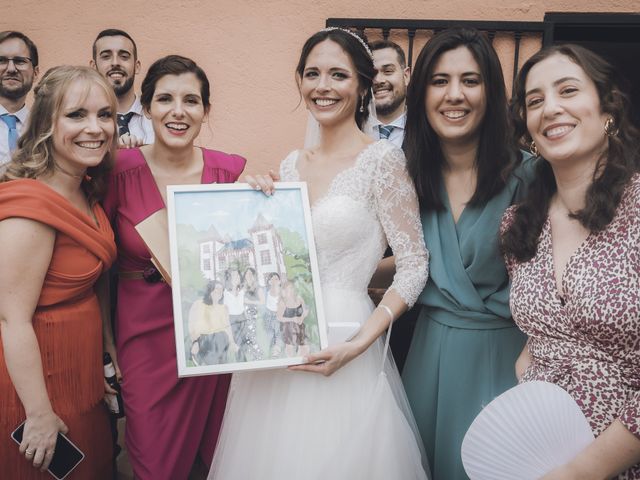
0 31 38 166
369 40 416 372
370 40 410 148
91 29 154 148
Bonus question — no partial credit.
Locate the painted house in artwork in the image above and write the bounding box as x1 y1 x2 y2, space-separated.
199 213 287 286
199 225 223 281
248 214 287 286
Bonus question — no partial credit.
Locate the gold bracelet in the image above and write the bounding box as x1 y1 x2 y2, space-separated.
378 304 394 321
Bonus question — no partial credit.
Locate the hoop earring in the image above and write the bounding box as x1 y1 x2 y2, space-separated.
359 94 365 113
529 141 539 157
604 117 619 137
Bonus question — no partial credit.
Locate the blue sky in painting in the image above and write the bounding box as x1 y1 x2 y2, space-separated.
174 187 308 241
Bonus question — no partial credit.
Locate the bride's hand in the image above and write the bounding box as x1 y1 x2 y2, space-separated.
288 342 360 376
243 170 280 196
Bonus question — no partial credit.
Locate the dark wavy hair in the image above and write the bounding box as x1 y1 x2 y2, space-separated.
1 66 117 204
404 27 519 210
224 268 241 293
203 280 224 305
502 44 640 262
295 28 375 130
242 267 259 292
140 55 211 112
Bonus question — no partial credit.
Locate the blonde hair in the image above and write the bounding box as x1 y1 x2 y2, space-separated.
1 65 118 204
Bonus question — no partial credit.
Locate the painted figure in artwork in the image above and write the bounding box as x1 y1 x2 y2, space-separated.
263 272 283 356
189 280 238 366
242 267 265 328
277 281 310 358
223 268 262 362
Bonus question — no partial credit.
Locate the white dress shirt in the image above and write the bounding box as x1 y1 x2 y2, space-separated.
120 95 155 144
370 111 406 149
0 103 29 167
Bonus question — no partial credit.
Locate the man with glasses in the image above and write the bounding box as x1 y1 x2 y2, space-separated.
0 31 38 166
91 29 154 148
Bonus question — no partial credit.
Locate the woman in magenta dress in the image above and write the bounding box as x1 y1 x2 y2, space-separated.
501 45 640 478
103 55 245 479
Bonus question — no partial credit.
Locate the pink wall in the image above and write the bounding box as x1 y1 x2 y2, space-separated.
2 1 636 174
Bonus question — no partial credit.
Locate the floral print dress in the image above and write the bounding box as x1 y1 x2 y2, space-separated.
503 174 640 479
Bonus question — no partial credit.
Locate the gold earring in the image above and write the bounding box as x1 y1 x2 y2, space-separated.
604 117 618 137
529 141 539 157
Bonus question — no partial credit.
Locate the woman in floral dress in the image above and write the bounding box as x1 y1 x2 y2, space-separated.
501 44 640 479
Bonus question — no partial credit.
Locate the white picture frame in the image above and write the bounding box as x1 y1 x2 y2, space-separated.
167 182 327 376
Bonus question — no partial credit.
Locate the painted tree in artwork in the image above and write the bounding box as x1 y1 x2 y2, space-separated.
278 228 310 282
229 257 250 275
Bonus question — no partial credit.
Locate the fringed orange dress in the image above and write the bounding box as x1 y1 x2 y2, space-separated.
0 179 116 479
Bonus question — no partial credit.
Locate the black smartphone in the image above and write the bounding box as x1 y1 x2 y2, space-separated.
11 421 85 480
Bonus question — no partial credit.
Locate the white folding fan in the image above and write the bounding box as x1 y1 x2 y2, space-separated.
461 381 594 480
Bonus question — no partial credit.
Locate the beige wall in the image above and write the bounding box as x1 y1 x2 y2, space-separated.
2 1 636 174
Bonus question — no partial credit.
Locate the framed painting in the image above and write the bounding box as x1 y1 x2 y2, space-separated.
167 182 328 376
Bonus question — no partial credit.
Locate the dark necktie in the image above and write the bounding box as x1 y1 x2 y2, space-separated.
379 124 395 140
0 114 18 151
117 112 135 136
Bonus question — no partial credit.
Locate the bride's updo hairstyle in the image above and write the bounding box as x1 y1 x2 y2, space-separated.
295 28 375 130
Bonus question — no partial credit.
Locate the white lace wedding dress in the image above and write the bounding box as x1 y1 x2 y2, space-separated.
209 140 430 479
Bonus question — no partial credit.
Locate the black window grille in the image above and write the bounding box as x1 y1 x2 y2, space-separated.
326 18 550 95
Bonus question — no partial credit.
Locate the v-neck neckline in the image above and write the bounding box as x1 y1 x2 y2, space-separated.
441 182 471 231
139 147 207 209
544 216 592 306
292 141 378 210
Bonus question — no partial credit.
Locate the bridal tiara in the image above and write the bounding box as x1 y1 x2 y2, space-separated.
320 27 373 59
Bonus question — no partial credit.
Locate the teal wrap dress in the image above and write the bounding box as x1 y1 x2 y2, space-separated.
402 155 535 480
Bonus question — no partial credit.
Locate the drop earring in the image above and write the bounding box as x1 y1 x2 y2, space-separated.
604 117 618 137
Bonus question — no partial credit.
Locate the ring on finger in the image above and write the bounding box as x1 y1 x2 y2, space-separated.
25 449 34 456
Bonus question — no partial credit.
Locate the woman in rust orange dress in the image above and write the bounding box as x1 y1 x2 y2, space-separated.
0 66 118 479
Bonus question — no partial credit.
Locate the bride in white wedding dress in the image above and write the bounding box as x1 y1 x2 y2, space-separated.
209 28 430 480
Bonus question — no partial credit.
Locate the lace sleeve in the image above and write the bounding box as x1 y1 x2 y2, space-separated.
279 150 300 181
372 144 429 307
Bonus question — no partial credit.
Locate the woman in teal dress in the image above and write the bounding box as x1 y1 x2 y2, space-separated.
400 28 534 479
